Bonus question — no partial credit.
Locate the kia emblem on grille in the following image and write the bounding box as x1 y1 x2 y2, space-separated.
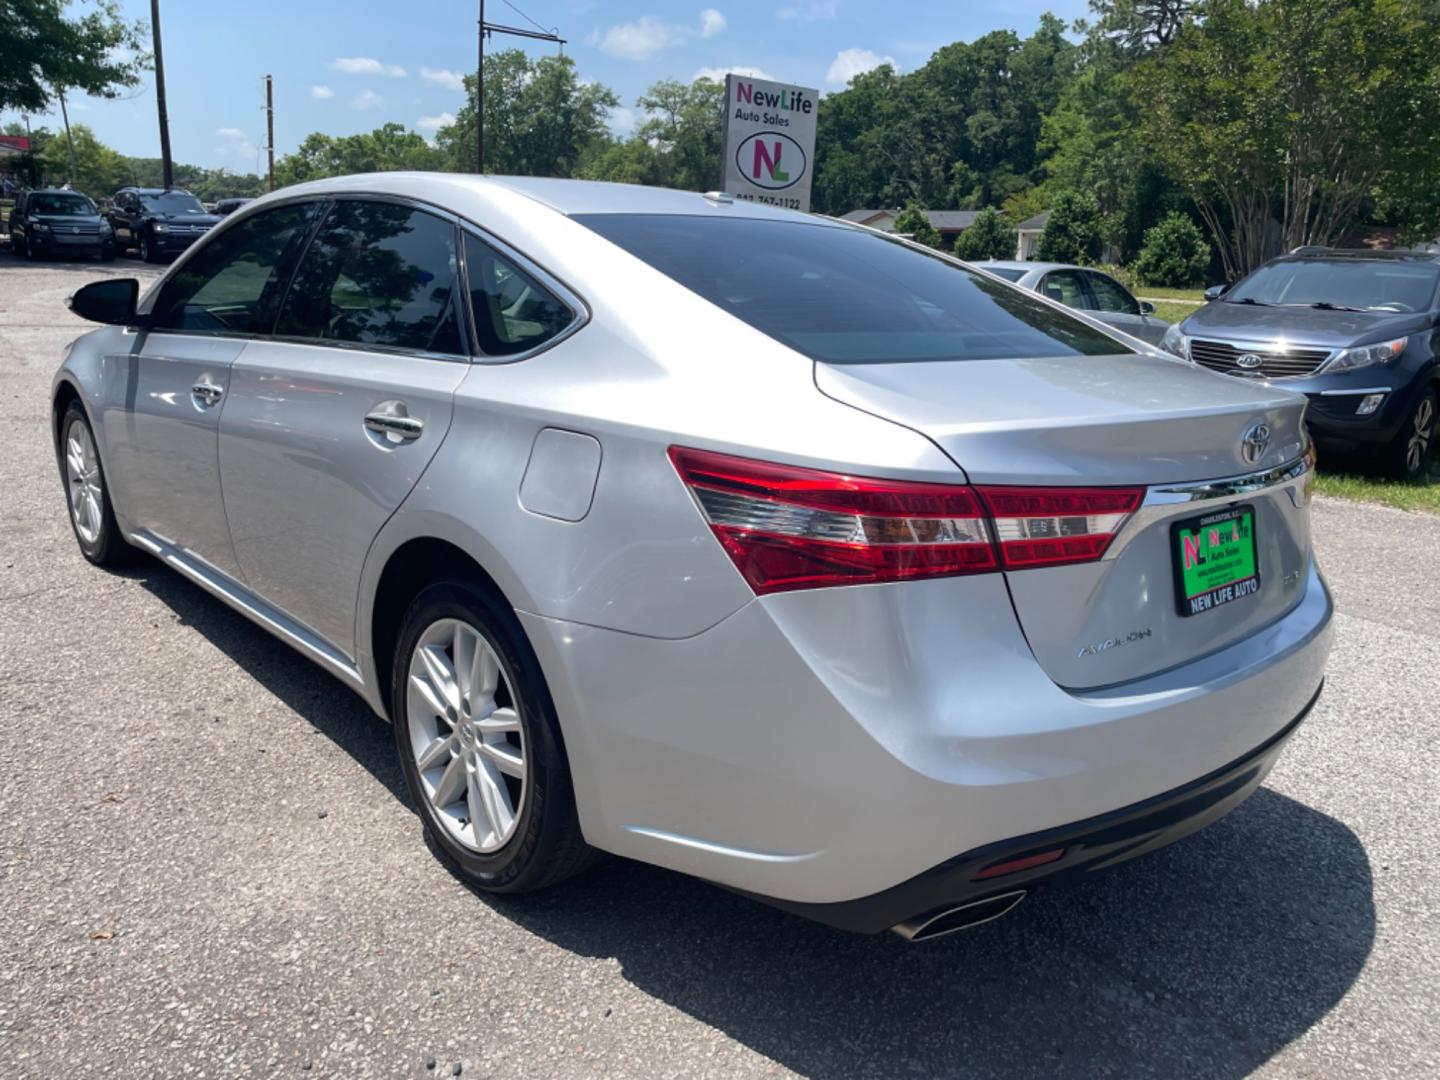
1236 353 1264 369
1241 422 1271 465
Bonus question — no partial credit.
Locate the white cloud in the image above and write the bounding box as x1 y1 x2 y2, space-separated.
420 67 466 91
779 0 838 21
351 88 384 110
330 57 406 78
598 16 677 59
607 105 638 135
692 65 775 83
416 112 455 132
310 84 334 99
825 47 896 86
214 126 257 156
599 10 726 59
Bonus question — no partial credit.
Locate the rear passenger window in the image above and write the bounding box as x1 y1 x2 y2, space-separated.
149 202 318 334
276 200 462 354
464 232 574 356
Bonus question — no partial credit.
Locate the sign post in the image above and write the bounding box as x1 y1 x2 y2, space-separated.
721 74 819 213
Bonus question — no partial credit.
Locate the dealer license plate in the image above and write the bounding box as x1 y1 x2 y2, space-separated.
1172 505 1260 617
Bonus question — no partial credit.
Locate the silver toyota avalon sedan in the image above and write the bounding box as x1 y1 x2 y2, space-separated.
52 174 1333 941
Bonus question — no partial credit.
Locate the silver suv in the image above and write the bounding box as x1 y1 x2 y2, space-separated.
53 175 1332 940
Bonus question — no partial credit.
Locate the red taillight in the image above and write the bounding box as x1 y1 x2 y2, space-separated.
980 486 1142 569
973 847 1066 881
669 447 1143 594
668 447 996 595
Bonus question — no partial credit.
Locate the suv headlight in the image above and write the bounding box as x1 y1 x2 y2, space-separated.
32 221 50 233
151 222 169 233
1325 337 1407 373
98 220 112 235
1160 322 1190 360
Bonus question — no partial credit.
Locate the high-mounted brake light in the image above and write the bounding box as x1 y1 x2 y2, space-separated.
669 447 1144 594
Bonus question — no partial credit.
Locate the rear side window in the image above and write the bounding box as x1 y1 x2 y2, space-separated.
464 232 574 356
575 214 1127 363
1086 272 1139 315
1040 270 1093 310
149 202 318 334
276 200 463 355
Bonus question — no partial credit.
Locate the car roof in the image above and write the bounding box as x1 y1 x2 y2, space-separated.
1277 248 1440 264
28 188 93 196
259 172 840 226
974 260 1075 274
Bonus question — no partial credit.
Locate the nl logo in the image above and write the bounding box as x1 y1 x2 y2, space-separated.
731 80 812 191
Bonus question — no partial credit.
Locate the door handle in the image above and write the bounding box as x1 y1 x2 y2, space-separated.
191 381 224 406
364 411 424 442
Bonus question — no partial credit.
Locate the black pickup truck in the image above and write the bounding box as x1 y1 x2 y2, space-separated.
106 187 223 262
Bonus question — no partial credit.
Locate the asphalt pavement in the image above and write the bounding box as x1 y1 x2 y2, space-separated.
1 252 1437 1079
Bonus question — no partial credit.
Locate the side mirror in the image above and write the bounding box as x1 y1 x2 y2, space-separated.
1138 300 1156 316
1203 283 1228 302
67 278 143 326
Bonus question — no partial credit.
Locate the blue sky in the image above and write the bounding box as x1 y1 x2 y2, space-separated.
5 0 1093 171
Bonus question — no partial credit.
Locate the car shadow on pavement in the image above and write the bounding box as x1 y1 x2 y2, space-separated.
134 562 1374 1080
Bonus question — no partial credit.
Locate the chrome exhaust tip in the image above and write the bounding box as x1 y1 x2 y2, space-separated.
891 891 1026 942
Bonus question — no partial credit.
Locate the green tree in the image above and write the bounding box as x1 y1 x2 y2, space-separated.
632 77 726 190
275 124 444 187
1036 190 1103 263
0 0 148 113
1131 0 1440 278
953 208 1018 261
37 121 126 197
1132 211 1210 286
893 203 941 248
436 51 618 178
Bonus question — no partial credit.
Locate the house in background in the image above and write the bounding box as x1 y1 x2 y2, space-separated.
841 206 1050 260
1014 210 1050 260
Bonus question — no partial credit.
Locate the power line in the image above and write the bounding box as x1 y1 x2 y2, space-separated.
475 1 566 174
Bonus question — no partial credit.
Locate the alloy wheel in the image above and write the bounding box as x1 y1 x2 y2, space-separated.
405 618 527 853
65 418 104 544
1406 394 1434 475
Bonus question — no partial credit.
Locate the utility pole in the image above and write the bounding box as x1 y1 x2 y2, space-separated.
56 86 76 186
265 74 275 191
150 0 174 189
475 0 566 174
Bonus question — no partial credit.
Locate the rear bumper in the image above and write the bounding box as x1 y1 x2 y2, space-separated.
750 681 1320 933
522 559 1333 909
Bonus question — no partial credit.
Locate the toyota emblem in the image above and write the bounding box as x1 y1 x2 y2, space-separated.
1236 353 1264 370
1240 422 1271 465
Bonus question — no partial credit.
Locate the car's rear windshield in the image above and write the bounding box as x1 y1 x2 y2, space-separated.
574 214 1129 364
981 266 1027 282
29 193 95 215
1228 259 1440 313
140 191 207 214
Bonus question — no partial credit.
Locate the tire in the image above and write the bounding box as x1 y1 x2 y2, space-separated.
139 233 159 263
57 401 138 567
391 580 595 893
22 234 38 260
1387 386 1436 479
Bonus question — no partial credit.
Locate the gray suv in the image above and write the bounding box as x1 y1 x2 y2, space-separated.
1162 249 1440 477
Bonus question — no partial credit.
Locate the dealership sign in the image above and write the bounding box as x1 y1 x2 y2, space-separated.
721 74 819 213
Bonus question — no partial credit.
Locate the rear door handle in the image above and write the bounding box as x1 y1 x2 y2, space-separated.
192 380 224 406
364 411 424 442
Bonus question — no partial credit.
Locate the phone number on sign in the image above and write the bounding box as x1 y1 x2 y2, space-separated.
732 193 804 211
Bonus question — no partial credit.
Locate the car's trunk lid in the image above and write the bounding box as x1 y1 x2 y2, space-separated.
816 353 1314 688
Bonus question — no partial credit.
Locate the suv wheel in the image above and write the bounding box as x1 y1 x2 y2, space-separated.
58 401 138 567
139 233 159 263
391 581 595 893
1389 386 1436 479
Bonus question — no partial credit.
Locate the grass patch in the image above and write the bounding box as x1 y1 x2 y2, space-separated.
1147 300 1197 325
1314 465 1440 514
1135 286 1208 302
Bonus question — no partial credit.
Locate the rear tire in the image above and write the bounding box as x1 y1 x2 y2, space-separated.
57 401 138 568
391 580 595 894
1387 386 1436 480
139 234 159 263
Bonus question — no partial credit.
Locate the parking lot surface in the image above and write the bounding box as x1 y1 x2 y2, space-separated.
1 254 1437 1079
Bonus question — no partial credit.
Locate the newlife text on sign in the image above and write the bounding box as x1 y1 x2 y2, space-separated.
721 74 820 213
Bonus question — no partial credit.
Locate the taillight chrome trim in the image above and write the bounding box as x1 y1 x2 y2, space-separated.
694 486 995 547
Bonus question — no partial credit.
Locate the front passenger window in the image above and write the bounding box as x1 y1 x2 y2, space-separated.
1041 270 1093 310
150 202 319 334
